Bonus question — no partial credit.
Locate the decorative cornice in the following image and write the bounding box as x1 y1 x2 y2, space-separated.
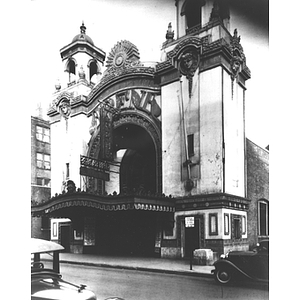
93 66 155 93
31 190 250 217
175 193 250 212
31 191 175 217
156 34 250 85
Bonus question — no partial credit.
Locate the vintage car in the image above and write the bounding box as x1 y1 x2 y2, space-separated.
212 240 269 285
31 238 124 300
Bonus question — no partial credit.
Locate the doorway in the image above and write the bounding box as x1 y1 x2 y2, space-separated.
95 210 158 257
184 219 200 258
59 223 71 252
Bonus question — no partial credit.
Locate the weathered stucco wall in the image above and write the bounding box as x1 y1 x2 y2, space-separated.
50 114 91 195
223 71 245 197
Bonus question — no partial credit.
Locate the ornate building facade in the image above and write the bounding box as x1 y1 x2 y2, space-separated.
31 0 269 258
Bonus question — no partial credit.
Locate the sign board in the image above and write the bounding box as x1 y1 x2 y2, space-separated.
80 155 110 181
80 155 109 171
185 216 195 228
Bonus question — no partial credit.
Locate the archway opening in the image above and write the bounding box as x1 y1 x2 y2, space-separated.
114 123 157 194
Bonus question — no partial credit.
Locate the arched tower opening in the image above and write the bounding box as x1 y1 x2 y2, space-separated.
65 58 76 82
181 0 205 29
89 60 100 82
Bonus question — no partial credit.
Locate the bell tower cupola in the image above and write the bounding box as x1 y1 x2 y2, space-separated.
48 22 106 122
59 22 106 86
47 22 106 197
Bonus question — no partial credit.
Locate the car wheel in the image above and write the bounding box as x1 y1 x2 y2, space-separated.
214 268 232 284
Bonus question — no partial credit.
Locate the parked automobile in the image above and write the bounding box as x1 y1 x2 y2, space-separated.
212 240 269 285
31 238 124 300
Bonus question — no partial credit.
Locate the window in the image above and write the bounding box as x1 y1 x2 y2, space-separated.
224 213 229 235
231 214 242 240
182 0 203 29
258 200 269 236
36 177 51 187
36 126 50 143
37 153 51 169
209 213 218 235
233 218 241 239
66 59 76 82
242 216 246 235
187 134 194 157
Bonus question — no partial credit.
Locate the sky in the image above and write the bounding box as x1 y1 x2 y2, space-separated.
27 0 269 148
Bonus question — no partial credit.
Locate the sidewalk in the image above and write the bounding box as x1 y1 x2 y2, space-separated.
58 253 214 278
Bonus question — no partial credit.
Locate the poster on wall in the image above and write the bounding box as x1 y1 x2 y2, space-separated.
84 217 95 246
154 230 162 253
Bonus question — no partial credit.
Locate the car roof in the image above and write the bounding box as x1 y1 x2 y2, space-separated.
31 238 64 254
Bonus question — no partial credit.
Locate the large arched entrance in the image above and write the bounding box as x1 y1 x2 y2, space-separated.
114 123 157 194
85 108 163 256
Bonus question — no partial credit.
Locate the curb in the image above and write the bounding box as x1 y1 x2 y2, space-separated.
59 259 214 278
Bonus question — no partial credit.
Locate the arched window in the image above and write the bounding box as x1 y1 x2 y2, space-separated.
89 61 98 79
89 60 99 83
258 199 269 237
65 59 76 82
181 0 204 29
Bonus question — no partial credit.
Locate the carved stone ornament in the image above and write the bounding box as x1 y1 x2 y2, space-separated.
59 99 71 118
178 48 200 98
89 108 100 135
91 39 158 91
178 48 199 77
165 22 174 42
166 37 201 98
230 56 242 81
56 92 72 119
230 29 246 81
105 40 140 69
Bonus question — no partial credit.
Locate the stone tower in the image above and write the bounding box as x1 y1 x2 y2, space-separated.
155 0 251 255
158 0 250 199
48 23 106 194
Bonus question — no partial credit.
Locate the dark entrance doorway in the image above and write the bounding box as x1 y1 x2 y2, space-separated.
114 123 157 194
95 210 158 256
184 219 200 258
59 223 71 252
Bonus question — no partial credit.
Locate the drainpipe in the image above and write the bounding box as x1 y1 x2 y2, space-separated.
178 78 192 187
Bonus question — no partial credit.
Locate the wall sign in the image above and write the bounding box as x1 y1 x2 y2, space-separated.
185 216 194 228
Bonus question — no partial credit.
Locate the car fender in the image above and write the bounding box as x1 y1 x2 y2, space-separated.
213 259 253 280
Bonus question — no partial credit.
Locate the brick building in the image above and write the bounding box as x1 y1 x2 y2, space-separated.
246 139 269 249
31 116 51 239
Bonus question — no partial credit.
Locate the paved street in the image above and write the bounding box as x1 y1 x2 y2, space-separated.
60 263 269 300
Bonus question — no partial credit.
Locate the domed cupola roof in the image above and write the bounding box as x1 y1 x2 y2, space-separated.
72 22 94 45
59 22 106 65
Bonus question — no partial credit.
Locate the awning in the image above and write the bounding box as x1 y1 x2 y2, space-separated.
31 191 175 217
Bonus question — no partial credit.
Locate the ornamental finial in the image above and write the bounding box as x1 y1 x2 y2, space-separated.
80 21 86 34
165 22 174 41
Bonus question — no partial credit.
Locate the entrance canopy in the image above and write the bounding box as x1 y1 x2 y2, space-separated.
31 191 175 217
